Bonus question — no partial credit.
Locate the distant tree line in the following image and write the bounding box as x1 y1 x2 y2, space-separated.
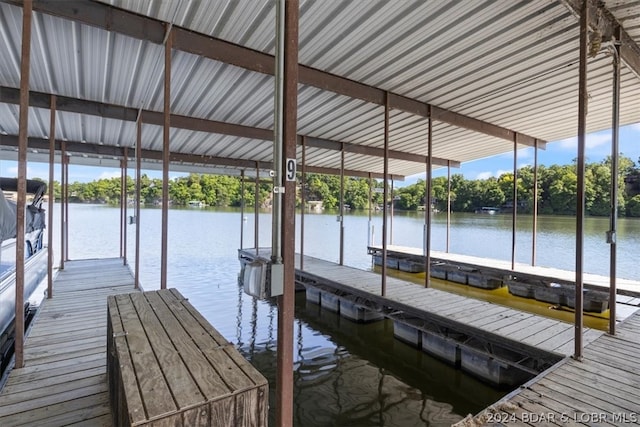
395 155 640 217
45 155 640 217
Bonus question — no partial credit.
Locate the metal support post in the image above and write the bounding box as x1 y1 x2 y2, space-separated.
123 147 128 265
424 114 433 287
15 0 32 369
339 145 345 265
240 170 245 250
300 137 306 270
47 95 55 299
446 160 451 253
574 0 588 360
160 26 172 290
609 36 621 335
135 117 141 289
511 136 518 270
532 140 538 266
381 93 390 296
276 0 298 425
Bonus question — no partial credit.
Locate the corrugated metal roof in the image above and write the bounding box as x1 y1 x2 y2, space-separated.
0 0 639 179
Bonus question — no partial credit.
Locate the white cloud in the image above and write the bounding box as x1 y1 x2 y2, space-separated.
554 132 611 151
474 169 511 180
475 171 493 180
97 171 121 180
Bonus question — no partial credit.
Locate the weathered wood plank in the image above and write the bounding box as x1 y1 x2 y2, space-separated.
113 293 177 419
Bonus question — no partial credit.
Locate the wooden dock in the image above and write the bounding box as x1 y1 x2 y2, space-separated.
239 249 604 358
371 244 640 297
0 258 135 427
468 310 640 426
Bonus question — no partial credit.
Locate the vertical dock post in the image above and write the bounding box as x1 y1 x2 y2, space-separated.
275 0 299 425
339 144 345 265
424 112 433 288
135 116 141 289
532 140 538 266
381 92 390 297
574 0 588 360
160 25 172 290
300 137 306 270
60 141 66 270
511 135 518 270
240 170 245 250
15 0 32 369
47 95 56 299
609 32 621 335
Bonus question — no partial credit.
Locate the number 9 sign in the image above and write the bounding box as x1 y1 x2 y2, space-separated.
285 158 296 181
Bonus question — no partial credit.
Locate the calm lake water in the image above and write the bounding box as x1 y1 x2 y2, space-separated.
46 204 640 426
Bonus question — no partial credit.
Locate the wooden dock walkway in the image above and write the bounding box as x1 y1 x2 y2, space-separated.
372 244 640 297
0 258 135 427
469 310 640 426
239 249 604 358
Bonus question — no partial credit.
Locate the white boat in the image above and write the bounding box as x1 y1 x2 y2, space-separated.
0 179 48 373
188 200 205 207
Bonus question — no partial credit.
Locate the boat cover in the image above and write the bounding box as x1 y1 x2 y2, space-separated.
0 179 47 242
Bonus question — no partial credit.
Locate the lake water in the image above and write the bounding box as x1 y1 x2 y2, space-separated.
46 204 640 426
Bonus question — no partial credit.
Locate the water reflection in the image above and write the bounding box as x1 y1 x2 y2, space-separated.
239 291 503 426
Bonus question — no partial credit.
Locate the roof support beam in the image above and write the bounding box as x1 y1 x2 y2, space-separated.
8 0 545 148
0 86 455 166
561 0 640 79
0 134 399 180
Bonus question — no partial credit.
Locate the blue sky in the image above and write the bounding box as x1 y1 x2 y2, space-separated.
1 123 638 184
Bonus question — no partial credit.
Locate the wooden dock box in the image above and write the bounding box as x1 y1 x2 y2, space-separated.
107 289 268 427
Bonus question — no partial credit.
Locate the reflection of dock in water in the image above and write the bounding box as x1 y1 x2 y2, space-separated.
239 249 606 388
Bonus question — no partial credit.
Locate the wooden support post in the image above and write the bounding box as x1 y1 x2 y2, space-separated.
14 0 32 369
47 95 55 299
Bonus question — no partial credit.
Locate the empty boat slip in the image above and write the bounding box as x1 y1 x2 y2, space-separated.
107 289 268 427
